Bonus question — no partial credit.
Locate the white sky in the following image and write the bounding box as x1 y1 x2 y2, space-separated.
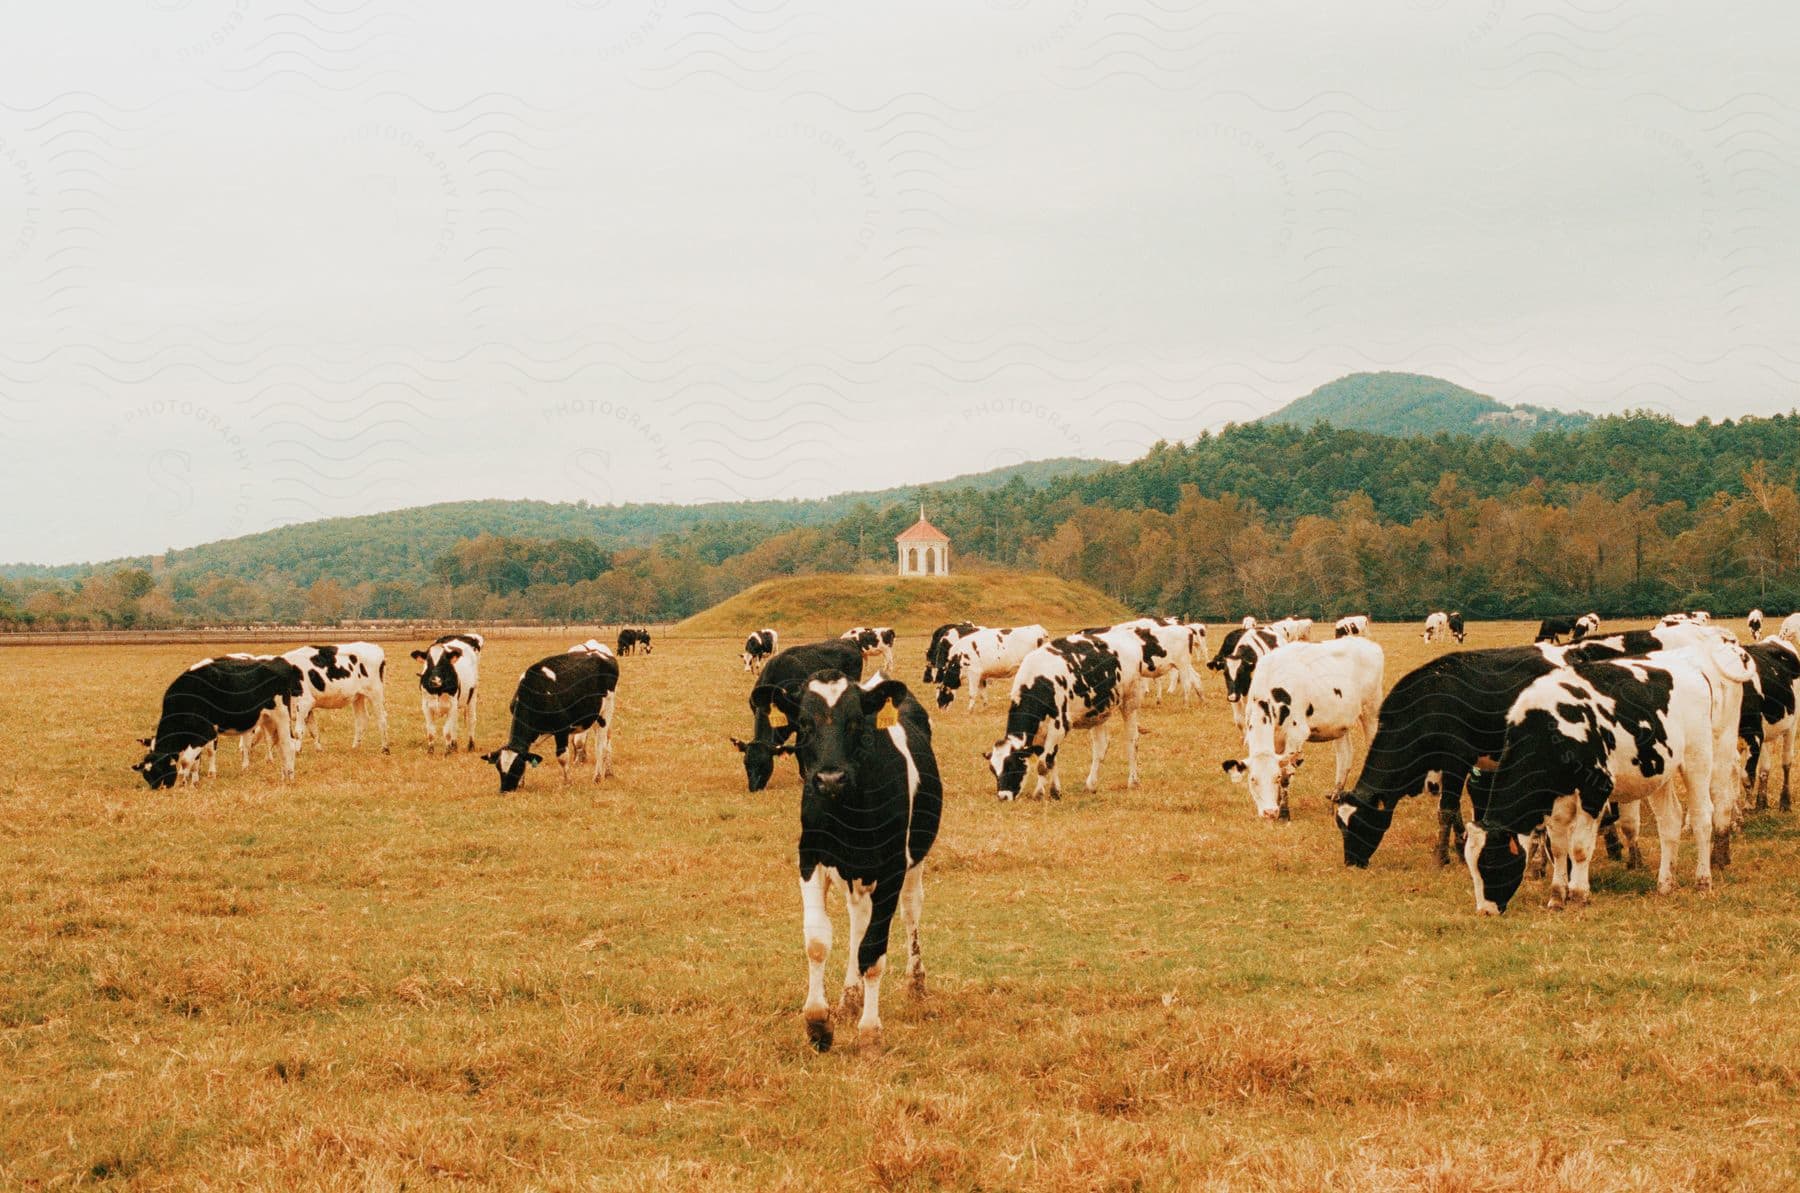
3 1 1797 563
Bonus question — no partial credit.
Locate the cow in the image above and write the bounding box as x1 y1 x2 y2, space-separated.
1334 626 1723 869
411 632 483 754
1122 616 1205 704
732 638 865 792
1422 612 1450 643
923 622 981 684
985 628 1148 800
1534 613 1598 644
280 642 389 753
479 648 620 792
1781 613 1800 648
743 628 779 674
616 628 652 655
1217 627 1283 728
1658 612 1711 628
133 656 302 788
935 624 1049 711
1268 616 1313 644
773 670 941 1052
1464 652 1729 914
1448 611 1466 643
567 639 617 764
1334 615 1370 639
1748 609 1765 639
842 627 897 673
1222 638 1384 821
1740 638 1800 813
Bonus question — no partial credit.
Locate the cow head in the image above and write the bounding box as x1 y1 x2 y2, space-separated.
413 644 462 696
1464 821 1528 915
764 671 907 807
1333 791 1394 868
936 651 966 708
735 683 796 792
479 747 541 792
1222 751 1302 820
983 734 1041 801
132 747 180 789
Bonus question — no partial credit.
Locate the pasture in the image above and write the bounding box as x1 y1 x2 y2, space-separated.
3 621 1799 1190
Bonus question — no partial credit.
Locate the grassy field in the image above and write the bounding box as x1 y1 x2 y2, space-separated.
3 620 1798 1190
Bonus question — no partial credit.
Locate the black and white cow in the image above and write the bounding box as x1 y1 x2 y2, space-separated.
1740 638 1800 813
985 628 1147 800
1333 614 1370 639
1465 652 1728 914
841 626 896 673
479 648 620 792
567 639 617 764
776 671 941 1052
923 621 981 684
1268 616 1313 644
731 638 864 792
1536 612 1599 643
133 656 302 788
411 632 483 753
935 624 1048 711
616 628 652 655
743 628 779 674
281 642 389 752
1422 612 1450 642
1222 638 1385 821
1132 617 1207 703
1748 609 1765 639
1448 611 1466 643
1216 627 1283 728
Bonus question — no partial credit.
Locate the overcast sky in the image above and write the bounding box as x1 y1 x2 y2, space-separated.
3 1 1797 563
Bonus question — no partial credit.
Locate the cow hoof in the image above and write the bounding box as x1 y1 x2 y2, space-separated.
1626 848 1643 871
1567 890 1589 909
805 1017 833 1053
857 1026 884 1052
1546 889 1566 910
382 747 390 755
838 984 864 1019
1782 795 1792 812
1433 848 1450 868
1657 879 1675 895
1714 839 1732 869
1697 874 1714 893
910 970 926 997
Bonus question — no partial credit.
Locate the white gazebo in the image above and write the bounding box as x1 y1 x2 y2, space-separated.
896 506 950 577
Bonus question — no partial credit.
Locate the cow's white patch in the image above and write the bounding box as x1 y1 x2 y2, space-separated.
538 665 557 681
808 677 850 706
1336 801 1355 826
497 748 518 773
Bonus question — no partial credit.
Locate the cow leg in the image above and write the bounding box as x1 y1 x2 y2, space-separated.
239 732 254 771
1687 759 1716 893
1086 724 1110 793
840 880 872 1021
855 879 902 1050
1229 699 1245 729
375 690 390 753
899 864 926 995
1333 735 1354 800
591 721 608 782
1614 800 1643 869
465 690 479 751
1524 828 1549 880
207 740 219 778
554 731 571 783
350 700 365 750
1544 799 1576 909
1040 748 1062 800
309 709 325 752
1565 807 1601 907
798 867 833 1051
1123 705 1140 788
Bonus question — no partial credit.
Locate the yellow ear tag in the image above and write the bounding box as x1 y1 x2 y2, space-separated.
766 708 787 728
875 703 899 730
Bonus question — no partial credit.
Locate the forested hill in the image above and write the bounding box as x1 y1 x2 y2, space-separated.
1261 372 1592 442
0 457 1107 584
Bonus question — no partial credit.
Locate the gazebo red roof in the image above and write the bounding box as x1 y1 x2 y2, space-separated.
896 513 950 543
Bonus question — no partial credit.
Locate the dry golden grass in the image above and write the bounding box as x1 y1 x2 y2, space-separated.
2 620 1798 1190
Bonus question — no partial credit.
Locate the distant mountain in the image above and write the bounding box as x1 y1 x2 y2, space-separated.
0 456 1108 581
1261 372 1592 442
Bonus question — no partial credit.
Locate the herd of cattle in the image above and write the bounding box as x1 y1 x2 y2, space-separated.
127 606 1800 1050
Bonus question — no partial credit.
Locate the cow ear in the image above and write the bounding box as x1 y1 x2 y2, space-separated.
860 680 908 728
980 747 993 761
479 751 499 764
410 650 427 661
1506 835 1522 857
729 737 749 753
136 736 153 747
1222 759 1247 782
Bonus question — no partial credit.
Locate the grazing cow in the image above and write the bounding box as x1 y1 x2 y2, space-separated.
923 622 981 684
412 632 483 754
567 639 616 764
842 626 897 673
479 649 621 791
133 656 302 788
1535 613 1598 643
1218 627 1283 728
1448 611 1466 643
1222 638 1384 821
1333 614 1371 639
1781 613 1800 648
985 628 1148 800
1422 612 1450 643
1268 616 1314 644
1740 638 1800 813
1336 636 1673 869
616 628 652 655
281 642 389 752
935 624 1049 711
743 628 779 674
774 671 941 1051
1465 653 1726 914
1748 609 1765 639
1121 616 1205 704
732 638 865 792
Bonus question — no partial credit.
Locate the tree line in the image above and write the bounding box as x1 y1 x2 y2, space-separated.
6 413 1799 630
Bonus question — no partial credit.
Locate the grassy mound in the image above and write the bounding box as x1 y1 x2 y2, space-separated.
674 572 1133 638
